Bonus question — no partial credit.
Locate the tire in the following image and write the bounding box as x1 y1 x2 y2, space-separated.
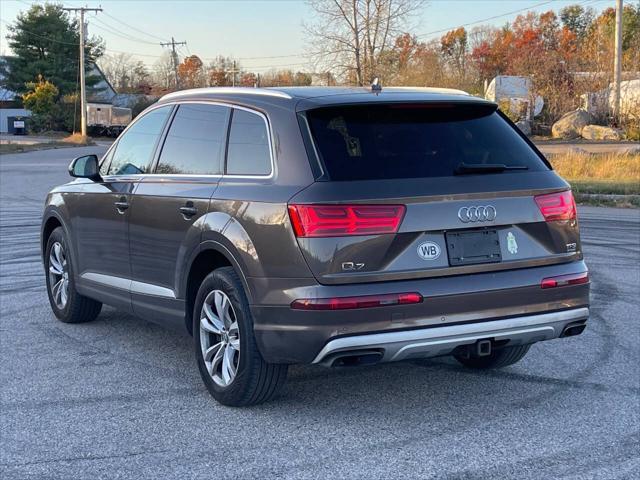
454 344 531 369
193 267 288 407
44 226 102 323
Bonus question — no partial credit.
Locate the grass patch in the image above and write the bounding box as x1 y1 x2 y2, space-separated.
548 151 640 182
574 194 640 208
0 134 95 154
569 180 640 195
60 133 93 145
547 152 640 207
0 142 78 154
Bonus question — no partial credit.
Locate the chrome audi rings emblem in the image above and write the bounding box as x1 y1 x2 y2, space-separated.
457 205 497 223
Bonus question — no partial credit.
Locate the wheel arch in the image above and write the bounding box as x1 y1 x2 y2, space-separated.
41 209 74 262
182 240 253 335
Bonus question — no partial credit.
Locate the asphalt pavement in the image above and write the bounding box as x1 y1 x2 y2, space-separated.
1 147 639 479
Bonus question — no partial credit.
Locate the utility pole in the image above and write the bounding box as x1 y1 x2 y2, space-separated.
160 37 187 90
230 60 239 87
63 6 102 138
612 0 623 122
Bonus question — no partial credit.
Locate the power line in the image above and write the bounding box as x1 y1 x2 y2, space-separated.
415 0 559 39
101 11 170 43
89 16 159 46
6 0 612 71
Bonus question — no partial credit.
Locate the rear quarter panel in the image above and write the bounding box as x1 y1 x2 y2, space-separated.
199 102 316 299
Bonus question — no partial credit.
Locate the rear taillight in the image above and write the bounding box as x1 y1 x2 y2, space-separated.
541 272 589 289
288 204 405 238
534 190 577 221
291 292 423 310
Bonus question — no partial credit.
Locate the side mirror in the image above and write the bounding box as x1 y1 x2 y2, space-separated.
69 154 101 181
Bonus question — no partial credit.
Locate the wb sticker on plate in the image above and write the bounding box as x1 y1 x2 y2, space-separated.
417 241 441 260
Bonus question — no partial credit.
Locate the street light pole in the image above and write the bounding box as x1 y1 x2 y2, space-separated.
63 6 102 138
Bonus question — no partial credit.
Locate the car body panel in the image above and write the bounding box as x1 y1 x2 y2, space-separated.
128 175 219 327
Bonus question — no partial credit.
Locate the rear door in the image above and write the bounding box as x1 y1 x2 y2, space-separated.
290 102 581 285
128 102 229 326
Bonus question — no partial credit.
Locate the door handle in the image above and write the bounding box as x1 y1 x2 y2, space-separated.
114 199 129 213
179 206 198 218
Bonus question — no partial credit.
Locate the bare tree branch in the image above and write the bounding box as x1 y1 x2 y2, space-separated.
306 0 424 85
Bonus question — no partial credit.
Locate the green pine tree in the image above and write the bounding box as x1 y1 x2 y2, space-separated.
1 3 104 97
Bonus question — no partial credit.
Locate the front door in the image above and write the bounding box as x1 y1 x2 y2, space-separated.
71 105 173 310
127 103 230 328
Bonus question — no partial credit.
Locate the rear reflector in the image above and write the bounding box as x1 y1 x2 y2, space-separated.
534 190 576 221
291 292 422 310
541 272 589 289
288 204 405 238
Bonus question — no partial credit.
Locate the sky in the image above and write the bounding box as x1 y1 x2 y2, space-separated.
0 0 613 72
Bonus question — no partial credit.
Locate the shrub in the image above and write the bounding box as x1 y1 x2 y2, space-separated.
22 76 59 131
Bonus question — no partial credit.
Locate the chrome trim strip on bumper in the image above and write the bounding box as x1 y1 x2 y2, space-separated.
312 307 589 364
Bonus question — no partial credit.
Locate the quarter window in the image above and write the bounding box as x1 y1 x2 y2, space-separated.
107 106 171 176
226 109 271 176
156 104 230 175
99 147 114 176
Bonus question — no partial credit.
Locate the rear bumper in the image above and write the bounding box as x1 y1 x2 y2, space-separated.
249 261 590 364
312 307 589 365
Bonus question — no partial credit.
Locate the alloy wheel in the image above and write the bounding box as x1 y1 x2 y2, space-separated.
199 290 240 387
48 241 69 309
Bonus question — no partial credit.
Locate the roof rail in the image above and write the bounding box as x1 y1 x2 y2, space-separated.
390 86 470 96
161 87 293 101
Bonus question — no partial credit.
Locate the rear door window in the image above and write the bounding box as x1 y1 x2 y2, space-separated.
107 106 172 176
226 109 272 176
156 103 230 175
306 104 548 181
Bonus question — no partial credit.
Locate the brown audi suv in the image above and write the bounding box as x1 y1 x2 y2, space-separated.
41 87 590 406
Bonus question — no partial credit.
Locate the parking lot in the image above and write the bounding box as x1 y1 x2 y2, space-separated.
1 146 639 479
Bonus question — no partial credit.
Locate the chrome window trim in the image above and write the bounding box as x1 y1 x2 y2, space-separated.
298 112 325 179
102 103 175 177
102 99 276 180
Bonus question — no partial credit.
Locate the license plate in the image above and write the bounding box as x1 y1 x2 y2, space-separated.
446 230 502 266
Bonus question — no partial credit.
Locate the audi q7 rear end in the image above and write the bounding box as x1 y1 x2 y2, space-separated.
42 87 589 407
254 94 589 373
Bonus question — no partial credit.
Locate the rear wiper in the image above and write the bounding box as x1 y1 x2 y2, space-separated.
454 163 529 175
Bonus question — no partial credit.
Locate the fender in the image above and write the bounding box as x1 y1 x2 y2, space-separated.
41 203 77 271
180 209 262 299
181 237 254 304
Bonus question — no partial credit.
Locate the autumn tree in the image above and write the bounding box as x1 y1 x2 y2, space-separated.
259 70 313 86
582 5 640 74
440 27 468 80
560 4 596 40
239 72 258 87
306 0 425 85
178 55 206 89
207 56 238 86
470 26 514 82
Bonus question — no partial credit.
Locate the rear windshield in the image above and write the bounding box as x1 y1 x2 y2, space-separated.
305 103 548 181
